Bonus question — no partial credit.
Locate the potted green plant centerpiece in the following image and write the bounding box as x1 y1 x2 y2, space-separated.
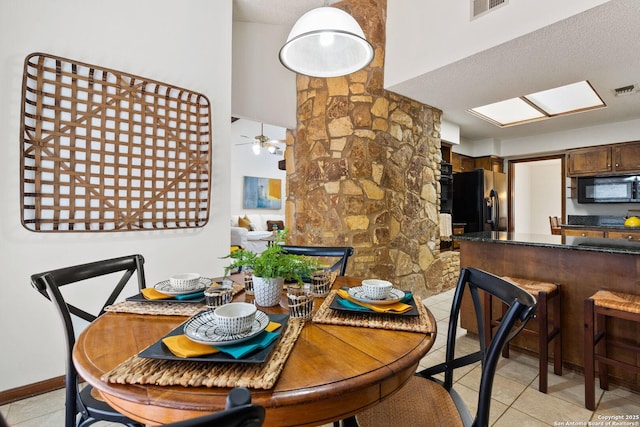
224 230 318 306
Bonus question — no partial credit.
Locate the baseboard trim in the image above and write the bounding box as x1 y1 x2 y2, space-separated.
0 377 65 405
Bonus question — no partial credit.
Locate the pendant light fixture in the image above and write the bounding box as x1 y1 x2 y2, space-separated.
279 6 374 78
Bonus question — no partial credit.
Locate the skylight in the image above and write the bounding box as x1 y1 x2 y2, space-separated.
468 80 606 127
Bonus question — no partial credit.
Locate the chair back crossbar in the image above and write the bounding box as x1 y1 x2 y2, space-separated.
280 245 354 276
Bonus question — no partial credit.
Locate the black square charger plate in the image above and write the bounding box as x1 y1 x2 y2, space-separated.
329 291 420 316
138 313 290 364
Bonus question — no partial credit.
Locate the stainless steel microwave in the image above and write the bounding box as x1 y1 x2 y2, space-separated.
577 175 640 203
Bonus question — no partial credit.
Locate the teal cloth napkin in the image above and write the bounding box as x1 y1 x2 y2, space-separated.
174 291 205 300
336 292 413 312
336 298 370 311
214 330 280 359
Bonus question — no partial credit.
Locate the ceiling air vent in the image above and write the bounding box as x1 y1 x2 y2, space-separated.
613 84 639 97
472 0 507 19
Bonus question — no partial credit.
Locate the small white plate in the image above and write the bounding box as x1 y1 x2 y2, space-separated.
183 310 269 346
347 286 405 305
154 277 212 296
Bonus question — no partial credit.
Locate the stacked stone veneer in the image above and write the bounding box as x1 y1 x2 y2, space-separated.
285 0 459 298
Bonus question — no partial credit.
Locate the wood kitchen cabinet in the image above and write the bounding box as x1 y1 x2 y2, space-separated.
562 227 640 240
441 144 452 164
607 230 640 241
452 153 504 173
612 141 640 173
452 224 465 250
451 153 475 173
474 155 504 173
563 228 606 238
566 141 640 176
566 146 611 176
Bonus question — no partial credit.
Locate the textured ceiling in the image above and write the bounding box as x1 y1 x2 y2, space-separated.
233 0 334 25
233 0 640 144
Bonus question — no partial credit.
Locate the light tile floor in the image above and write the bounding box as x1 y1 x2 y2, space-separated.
2 288 639 426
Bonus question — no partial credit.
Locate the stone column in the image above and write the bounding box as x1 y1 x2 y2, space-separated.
286 0 452 297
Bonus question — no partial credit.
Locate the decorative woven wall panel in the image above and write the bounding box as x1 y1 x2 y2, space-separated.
20 52 212 232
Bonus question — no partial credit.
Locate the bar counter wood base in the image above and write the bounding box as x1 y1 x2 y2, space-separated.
458 238 640 391
73 276 435 426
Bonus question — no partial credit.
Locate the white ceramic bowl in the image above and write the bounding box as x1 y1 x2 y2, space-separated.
169 273 201 291
213 302 257 335
361 279 393 300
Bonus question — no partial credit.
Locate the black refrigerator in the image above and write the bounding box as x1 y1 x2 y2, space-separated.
452 169 507 232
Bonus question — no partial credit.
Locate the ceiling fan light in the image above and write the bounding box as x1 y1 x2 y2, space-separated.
268 145 277 154
252 143 261 155
279 7 374 78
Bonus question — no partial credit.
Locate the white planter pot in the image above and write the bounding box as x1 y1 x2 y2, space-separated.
252 276 284 307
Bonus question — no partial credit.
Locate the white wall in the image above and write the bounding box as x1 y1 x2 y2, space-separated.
498 118 640 158
441 120 460 145
232 22 297 130
456 118 640 159
230 119 287 217
514 160 562 234
0 0 232 391
385 0 609 88
514 163 532 231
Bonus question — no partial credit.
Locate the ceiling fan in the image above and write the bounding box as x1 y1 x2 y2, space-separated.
236 122 284 155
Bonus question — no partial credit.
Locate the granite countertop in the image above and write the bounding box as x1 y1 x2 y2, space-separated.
454 231 640 255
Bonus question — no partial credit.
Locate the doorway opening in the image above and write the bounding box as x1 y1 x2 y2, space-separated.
508 155 565 234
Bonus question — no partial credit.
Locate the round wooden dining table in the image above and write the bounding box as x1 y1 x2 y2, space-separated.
73 276 436 426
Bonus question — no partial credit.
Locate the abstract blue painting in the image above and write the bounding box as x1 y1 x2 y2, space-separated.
243 176 282 209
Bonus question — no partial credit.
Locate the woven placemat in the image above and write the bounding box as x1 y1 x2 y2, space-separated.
101 318 304 390
105 284 244 316
312 291 435 334
105 301 206 316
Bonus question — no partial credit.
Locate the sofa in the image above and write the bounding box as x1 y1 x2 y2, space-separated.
230 213 285 254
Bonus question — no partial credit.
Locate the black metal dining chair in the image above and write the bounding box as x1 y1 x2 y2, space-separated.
348 268 537 427
280 245 354 276
30 254 146 427
162 387 265 426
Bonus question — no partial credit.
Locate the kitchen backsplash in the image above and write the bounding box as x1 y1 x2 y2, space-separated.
567 215 626 226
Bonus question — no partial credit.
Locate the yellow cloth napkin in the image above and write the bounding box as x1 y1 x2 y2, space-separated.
336 289 413 314
141 288 173 300
162 321 282 358
163 334 220 357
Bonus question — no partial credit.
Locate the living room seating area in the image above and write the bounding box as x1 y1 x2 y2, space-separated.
230 213 285 253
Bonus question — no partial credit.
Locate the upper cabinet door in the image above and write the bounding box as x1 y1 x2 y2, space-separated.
452 153 474 173
566 146 611 176
612 141 640 173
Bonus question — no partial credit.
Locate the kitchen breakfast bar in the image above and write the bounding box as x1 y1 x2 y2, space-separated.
455 231 640 390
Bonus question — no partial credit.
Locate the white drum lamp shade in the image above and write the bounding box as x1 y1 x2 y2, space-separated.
279 7 374 78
